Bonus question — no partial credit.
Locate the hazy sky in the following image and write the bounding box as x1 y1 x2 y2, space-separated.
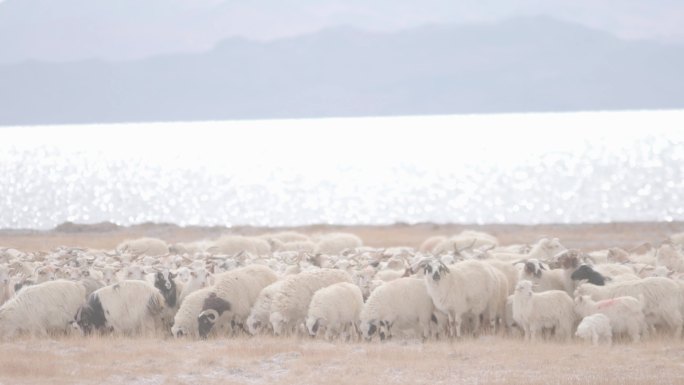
1 0 683 62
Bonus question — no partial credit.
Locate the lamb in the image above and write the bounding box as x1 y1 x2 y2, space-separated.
575 313 612 346
575 277 682 337
305 282 363 340
422 259 501 337
197 265 278 338
0 280 86 339
360 277 440 341
269 268 352 336
74 280 165 336
315 233 363 255
512 280 576 341
117 237 169 257
171 287 214 338
574 295 646 342
246 280 286 335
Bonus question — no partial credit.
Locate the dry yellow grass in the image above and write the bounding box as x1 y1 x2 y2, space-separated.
0 335 683 385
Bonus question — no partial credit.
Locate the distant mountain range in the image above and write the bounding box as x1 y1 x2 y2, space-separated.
2 16 683 125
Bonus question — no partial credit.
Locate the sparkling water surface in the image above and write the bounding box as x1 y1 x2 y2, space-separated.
1 110 683 229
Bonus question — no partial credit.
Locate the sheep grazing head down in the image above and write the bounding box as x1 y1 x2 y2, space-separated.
197 292 231 339
423 261 449 282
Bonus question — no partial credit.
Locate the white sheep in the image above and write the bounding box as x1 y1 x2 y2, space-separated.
315 233 363 255
178 266 210 304
419 236 447 253
432 230 498 255
74 280 165 336
0 264 14 306
574 295 646 342
197 265 278 338
210 235 271 256
422 259 501 337
0 280 86 339
305 282 363 340
575 313 612 346
117 237 169 257
512 280 576 341
360 277 442 341
656 244 684 273
269 268 352 336
575 277 682 337
246 280 286 335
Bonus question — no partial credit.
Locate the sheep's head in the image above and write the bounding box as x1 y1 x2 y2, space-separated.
246 315 261 335
171 325 187 338
305 316 326 337
360 320 377 340
514 280 534 296
198 292 231 339
269 312 287 336
424 261 449 282
556 249 580 270
154 270 178 308
523 259 545 278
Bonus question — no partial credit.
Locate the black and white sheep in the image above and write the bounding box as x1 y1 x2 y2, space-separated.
74 280 165 336
197 265 278 338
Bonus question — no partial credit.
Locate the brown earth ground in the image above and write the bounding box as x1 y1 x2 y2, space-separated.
1 221 684 385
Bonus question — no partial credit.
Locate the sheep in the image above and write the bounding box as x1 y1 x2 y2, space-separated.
432 230 498 255
269 268 352 336
74 280 165 336
305 282 363 340
512 280 576 341
178 267 210 304
575 313 612 346
260 231 310 243
0 280 86 339
117 237 169 257
171 287 214 338
315 233 363 255
518 259 571 294
656 244 684 273
422 259 501 337
575 277 682 337
210 235 271 256
246 280 286 335
574 295 646 342
0 265 14 306
153 269 184 330
197 265 278 338
419 236 447 253
571 265 606 286
360 277 440 341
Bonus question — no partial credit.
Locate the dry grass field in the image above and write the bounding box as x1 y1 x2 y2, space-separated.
2 221 684 384
0 335 683 385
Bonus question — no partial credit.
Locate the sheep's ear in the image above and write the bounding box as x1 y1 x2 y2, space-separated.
539 264 547 270
169 272 177 279
438 263 449 273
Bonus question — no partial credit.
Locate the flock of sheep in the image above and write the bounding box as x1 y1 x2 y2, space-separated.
1 230 684 345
